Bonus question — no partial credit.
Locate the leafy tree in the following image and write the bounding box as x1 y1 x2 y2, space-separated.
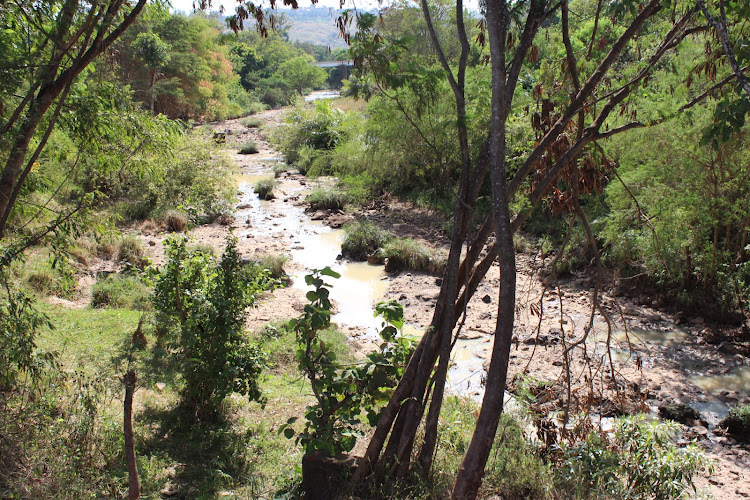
132 32 171 113
0 0 149 237
278 55 326 94
153 236 270 416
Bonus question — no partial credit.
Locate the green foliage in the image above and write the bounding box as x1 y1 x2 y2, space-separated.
603 112 750 317
341 220 393 260
241 117 263 128
277 55 327 95
0 283 54 391
254 179 275 200
152 236 270 415
280 270 415 456
719 405 750 442
306 188 351 210
115 13 253 120
554 416 712 500
273 100 360 173
91 273 151 309
257 253 288 280
117 235 147 269
382 238 446 275
113 130 237 223
238 142 259 155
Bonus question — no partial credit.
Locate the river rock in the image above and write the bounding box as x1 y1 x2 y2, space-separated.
658 402 702 424
482 294 492 304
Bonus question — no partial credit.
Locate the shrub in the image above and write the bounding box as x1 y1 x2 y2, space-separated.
341 220 392 260
719 405 750 442
117 235 147 268
91 274 151 309
382 238 446 275
162 209 188 232
245 101 267 115
238 142 259 154
553 415 712 499
258 254 288 280
273 164 289 178
254 178 275 200
306 188 351 211
280 274 415 456
241 117 263 128
152 236 271 416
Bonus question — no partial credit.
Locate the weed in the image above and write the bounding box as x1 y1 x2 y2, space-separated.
382 238 446 275
719 404 750 442
306 188 351 210
241 117 263 128
273 164 289 178
162 210 188 232
91 273 151 309
258 254 288 280
117 235 147 268
254 178 275 200
238 142 259 155
553 415 712 499
341 220 392 260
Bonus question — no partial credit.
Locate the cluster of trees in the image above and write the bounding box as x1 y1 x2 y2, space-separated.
1 0 749 497
275 0 749 496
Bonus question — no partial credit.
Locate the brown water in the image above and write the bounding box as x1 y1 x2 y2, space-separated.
690 366 750 394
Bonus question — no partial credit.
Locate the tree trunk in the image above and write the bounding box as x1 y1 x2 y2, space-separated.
123 370 140 500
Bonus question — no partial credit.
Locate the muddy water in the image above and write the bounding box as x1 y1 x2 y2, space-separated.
691 366 750 394
234 169 394 337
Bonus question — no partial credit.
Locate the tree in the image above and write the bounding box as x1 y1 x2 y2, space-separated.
342 1 730 498
278 55 326 94
0 0 149 237
132 31 170 113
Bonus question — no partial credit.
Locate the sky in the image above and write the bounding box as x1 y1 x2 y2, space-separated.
169 0 378 14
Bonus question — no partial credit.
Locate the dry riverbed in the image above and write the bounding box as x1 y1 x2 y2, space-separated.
114 104 750 498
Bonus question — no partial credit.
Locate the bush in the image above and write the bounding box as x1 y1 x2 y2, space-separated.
341 220 393 260
241 117 263 128
719 405 750 442
382 238 446 275
306 188 351 211
254 178 275 200
553 415 712 499
162 209 188 232
117 235 147 268
658 402 702 425
152 236 271 416
273 164 289 178
258 254 288 280
238 142 259 154
91 274 151 309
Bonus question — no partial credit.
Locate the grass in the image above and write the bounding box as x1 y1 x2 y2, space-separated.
162 209 188 232
382 238 446 275
258 253 288 280
238 142 259 155
719 404 750 442
254 178 275 200
117 234 147 268
341 220 393 260
306 187 351 210
273 164 289 178
241 117 264 128
91 273 152 309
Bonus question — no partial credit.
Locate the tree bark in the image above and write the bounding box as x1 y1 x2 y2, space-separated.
123 370 140 500
0 0 148 237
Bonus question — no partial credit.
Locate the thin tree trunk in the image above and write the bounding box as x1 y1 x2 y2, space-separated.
123 370 140 500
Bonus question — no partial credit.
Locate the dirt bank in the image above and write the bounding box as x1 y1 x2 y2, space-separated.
131 106 749 499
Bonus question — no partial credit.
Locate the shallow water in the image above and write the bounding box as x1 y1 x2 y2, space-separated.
690 366 750 394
